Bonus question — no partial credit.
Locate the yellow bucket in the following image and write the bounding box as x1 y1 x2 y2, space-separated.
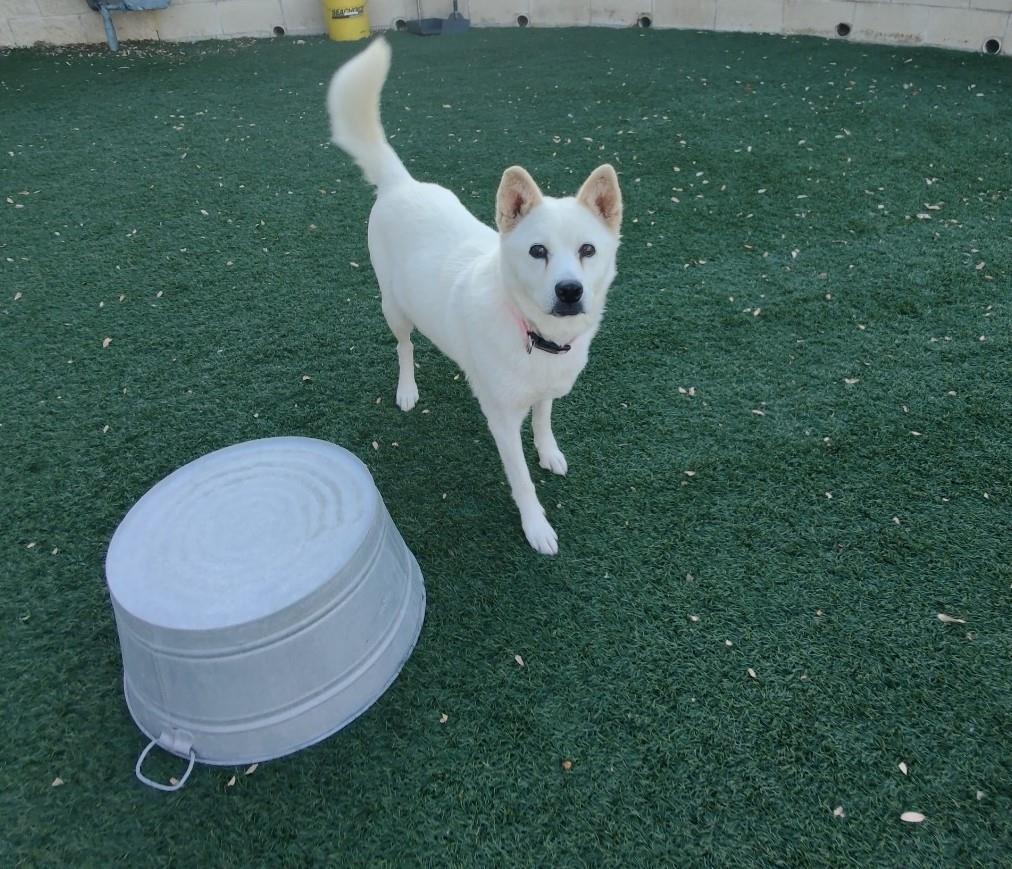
321 0 370 41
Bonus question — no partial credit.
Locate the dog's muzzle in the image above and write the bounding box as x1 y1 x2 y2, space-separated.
552 280 584 316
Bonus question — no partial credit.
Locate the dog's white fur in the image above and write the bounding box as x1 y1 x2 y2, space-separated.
327 39 622 555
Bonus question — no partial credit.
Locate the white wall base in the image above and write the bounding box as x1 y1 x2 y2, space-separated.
2 0 1009 55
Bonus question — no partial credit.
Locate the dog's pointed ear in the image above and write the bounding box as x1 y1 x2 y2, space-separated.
496 166 544 233
577 164 622 234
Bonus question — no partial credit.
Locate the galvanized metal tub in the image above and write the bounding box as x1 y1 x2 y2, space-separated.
105 437 425 789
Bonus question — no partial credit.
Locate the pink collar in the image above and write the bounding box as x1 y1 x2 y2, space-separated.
509 306 573 355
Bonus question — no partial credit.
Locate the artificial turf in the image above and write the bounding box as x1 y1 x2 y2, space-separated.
2 25 1010 867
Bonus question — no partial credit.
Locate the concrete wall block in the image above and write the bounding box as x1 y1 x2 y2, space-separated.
112 9 161 38
590 0 641 27
149 1 222 38
35 0 95 16
218 0 284 36
279 0 323 33
891 0 968 9
9 11 105 43
651 0 717 29
0 17 15 44
469 0 523 27
784 0 857 37
851 1 927 44
366 0 411 28
971 0 1012 12
0 0 40 19
922 5 1009 47
715 0 784 33
529 0 590 26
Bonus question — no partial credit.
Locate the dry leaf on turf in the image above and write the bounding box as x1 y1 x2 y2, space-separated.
514 654 525 667
51 777 65 787
102 337 112 349
439 713 448 725
937 613 966 624
833 805 845 818
747 668 757 679
245 763 258 775
169 777 179 786
900 811 926 823
226 775 237 787
561 759 573 771
899 762 908 775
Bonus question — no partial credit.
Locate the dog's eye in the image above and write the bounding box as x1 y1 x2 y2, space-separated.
529 244 548 260
579 243 596 258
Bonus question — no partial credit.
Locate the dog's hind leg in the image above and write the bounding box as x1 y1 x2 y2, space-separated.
381 297 419 411
482 401 558 556
532 399 567 476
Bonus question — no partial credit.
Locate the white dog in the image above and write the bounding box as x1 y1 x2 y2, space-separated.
327 39 622 555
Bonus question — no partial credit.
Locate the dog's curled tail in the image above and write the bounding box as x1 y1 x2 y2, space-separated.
327 38 410 190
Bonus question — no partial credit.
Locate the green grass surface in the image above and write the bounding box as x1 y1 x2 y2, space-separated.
2 27 1010 866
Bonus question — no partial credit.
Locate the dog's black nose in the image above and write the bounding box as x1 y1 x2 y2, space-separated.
555 280 583 304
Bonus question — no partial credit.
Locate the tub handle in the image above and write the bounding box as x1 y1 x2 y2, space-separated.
135 732 196 792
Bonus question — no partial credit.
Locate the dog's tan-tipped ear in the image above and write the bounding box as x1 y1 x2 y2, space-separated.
577 164 622 233
496 166 543 232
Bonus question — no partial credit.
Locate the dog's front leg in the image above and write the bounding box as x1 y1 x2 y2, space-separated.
532 399 567 476
484 403 558 556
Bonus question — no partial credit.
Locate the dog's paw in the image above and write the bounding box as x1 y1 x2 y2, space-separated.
538 448 568 477
522 514 559 556
396 384 419 412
